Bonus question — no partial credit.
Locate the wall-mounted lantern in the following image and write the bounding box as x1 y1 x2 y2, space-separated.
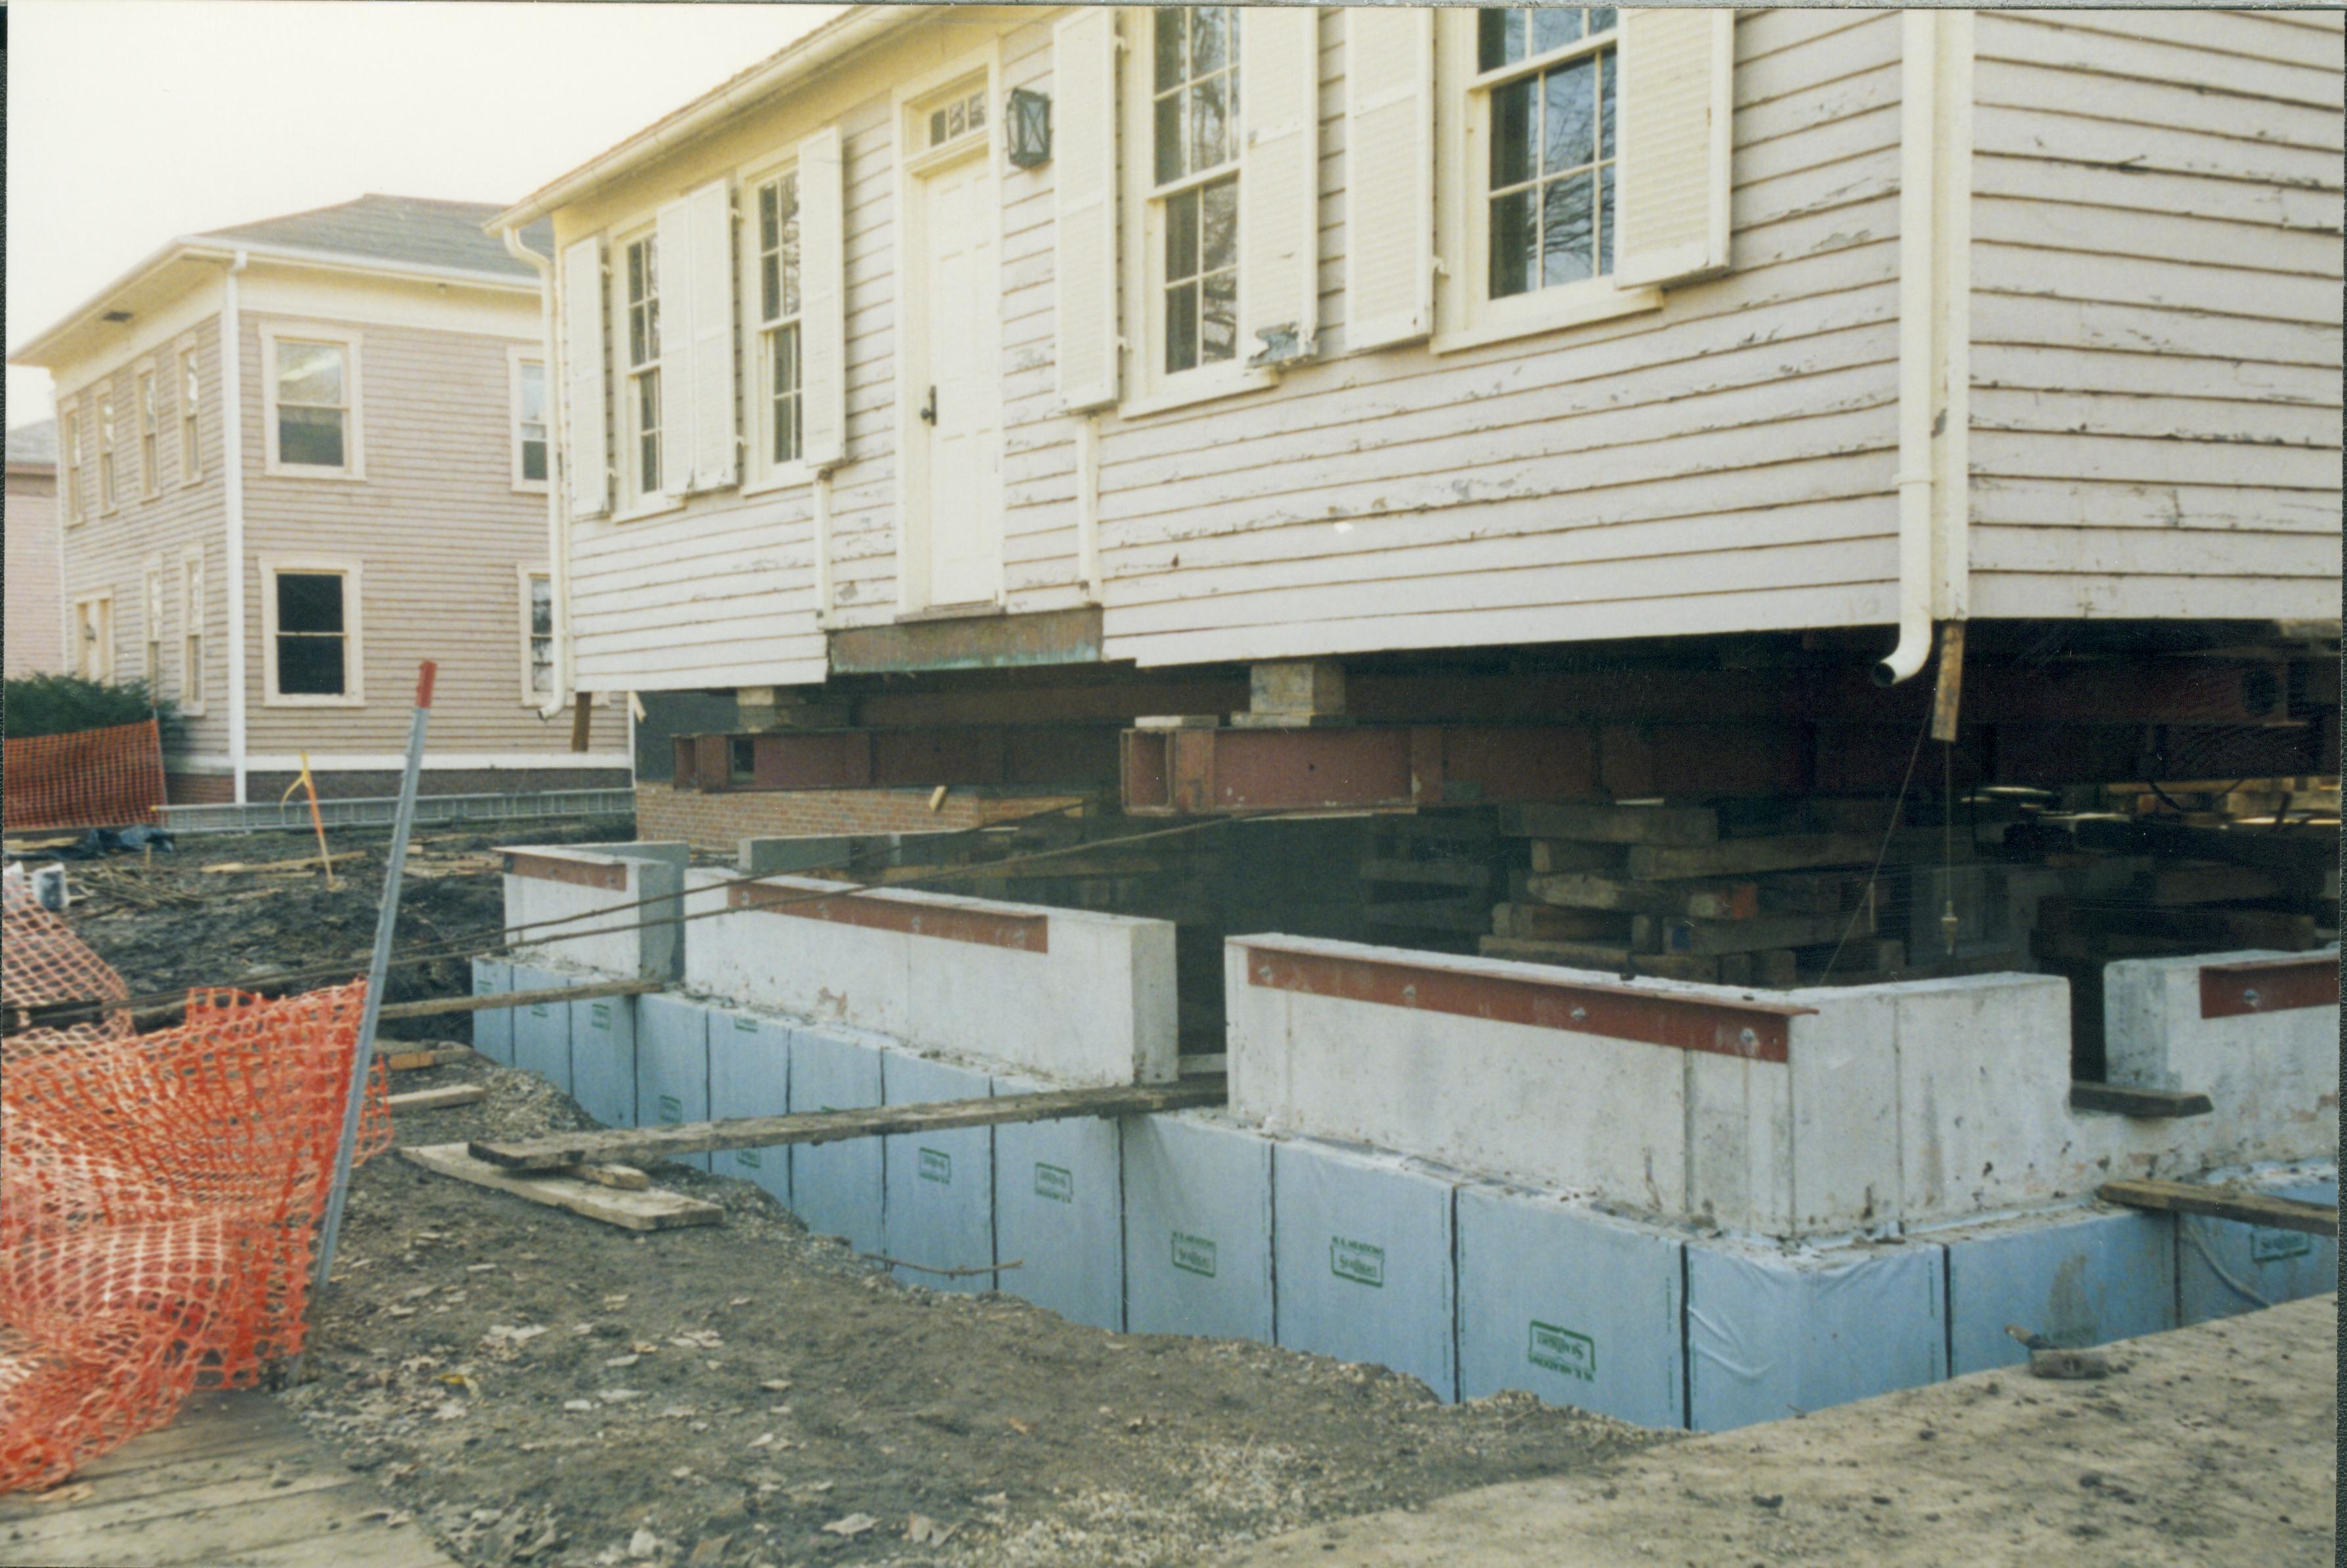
1006 87 1052 168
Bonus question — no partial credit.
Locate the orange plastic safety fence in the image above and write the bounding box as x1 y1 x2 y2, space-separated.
1 875 133 1046
1 718 168 832
1 912 391 1490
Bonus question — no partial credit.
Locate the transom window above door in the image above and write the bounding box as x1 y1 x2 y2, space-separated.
927 89 987 150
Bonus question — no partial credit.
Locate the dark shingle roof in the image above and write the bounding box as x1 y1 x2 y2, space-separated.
7 420 57 467
192 195 554 278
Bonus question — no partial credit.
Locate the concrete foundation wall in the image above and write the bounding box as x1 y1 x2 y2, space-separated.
1685 1239 1947 1432
881 1054 998 1293
705 1004 795 1207
683 869 1177 1086
996 1073 1127 1333
636 995 711 1172
1272 1140 1458 1402
470 958 512 1064
500 842 687 980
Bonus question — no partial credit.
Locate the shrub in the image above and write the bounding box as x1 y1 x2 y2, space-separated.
3 674 185 750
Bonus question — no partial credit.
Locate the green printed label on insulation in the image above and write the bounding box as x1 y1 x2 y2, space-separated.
529 1003 550 1018
734 1016 759 1032
2252 1228 2313 1263
1034 1163 1075 1204
737 1148 762 1170
1330 1237 1385 1288
919 1147 953 1184
658 1094 684 1126
1171 1232 1217 1278
1527 1321 1596 1382
590 1002 612 1030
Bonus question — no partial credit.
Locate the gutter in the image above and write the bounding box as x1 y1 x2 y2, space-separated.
220 250 251 805
489 6 918 231
1876 11 1972 688
503 225 570 721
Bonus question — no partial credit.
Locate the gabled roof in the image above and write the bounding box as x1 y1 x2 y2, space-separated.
6 420 57 469
197 195 553 278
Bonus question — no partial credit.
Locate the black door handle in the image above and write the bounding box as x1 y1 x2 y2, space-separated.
919 386 937 425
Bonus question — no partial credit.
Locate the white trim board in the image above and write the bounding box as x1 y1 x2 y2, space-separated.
241 752 636 772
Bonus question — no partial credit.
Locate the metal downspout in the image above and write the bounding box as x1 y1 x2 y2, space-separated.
220 250 251 801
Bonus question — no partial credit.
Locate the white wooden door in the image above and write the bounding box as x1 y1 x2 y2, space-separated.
916 151 1002 607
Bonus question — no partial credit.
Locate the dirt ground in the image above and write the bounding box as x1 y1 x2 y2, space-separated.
57 831 1660 1568
1222 1293 2339 1568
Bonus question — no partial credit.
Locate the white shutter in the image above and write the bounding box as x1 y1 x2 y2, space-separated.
684 177 737 491
560 236 609 518
1054 6 1121 410
797 125 847 469
1238 5 1321 365
654 195 695 494
1614 8 1734 288
1341 6 1433 350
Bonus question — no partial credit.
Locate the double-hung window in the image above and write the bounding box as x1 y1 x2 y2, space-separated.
263 326 363 476
181 549 207 711
521 569 554 703
62 407 83 523
622 232 663 502
1478 8 1618 302
178 344 202 482
1150 6 1242 377
264 562 362 704
74 594 114 681
143 562 166 683
511 350 549 490
97 390 118 512
137 369 160 498
753 171 804 476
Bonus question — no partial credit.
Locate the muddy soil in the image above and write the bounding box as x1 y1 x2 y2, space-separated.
269 1065 1659 1568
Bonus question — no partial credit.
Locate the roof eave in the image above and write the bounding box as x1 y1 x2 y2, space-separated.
487 4 921 235
8 240 233 368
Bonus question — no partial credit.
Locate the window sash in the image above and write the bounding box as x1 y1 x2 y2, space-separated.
183 561 206 705
64 413 83 519
179 351 201 477
97 396 118 509
1471 8 1617 87
137 373 160 494
623 235 663 499
1473 23 1619 304
1150 6 1242 190
274 340 351 469
517 357 549 484
272 571 349 697
526 573 555 698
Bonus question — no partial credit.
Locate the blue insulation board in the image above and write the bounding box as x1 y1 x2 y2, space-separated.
787 1030 885 1257
706 1006 793 1207
1944 1207 2175 1375
994 1074 1125 1331
469 959 512 1065
1272 1140 1458 1402
1122 1115 1273 1344
881 1054 996 1293
2178 1172 2338 1326
507 965 574 1094
634 995 710 1172
1687 1239 1947 1432
569 990 638 1131
1455 1185 1685 1427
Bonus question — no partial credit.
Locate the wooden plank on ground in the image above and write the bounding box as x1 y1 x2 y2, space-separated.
385 1083 486 1112
468 1078 1229 1172
2070 1082 2215 1119
378 976 661 1021
198 851 367 875
2098 1178 2336 1237
562 1163 652 1190
402 1143 723 1229
383 1045 480 1072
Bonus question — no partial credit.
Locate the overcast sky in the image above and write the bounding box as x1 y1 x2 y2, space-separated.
5 0 844 428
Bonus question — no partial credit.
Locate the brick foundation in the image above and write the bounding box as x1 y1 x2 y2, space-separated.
247 767 633 801
637 781 1098 853
165 772 237 805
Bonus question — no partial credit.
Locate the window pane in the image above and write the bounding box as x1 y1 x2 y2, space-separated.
278 634 345 696
1490 77 1536 189
1544 57 1597 173
1201 268 1237 364
930 108 948 145
277 572 344 634
1479 7 1525 72
774 325 802 396
1598 163 1615 276
279 406 345 467
1200 177 1239 275
531 576 553 636
276 341 343 405
519 361 546 423
1193 6 1230 76
1531 7 1584 54
1591 8 1617 35
760 183 779 252
1165 187 1199 282
1155 8 1186 91
1600 49 1617 160
184 359 199 405
523 438 548 483
628 241 645 304
1190 74 1230 172
1165 283 1198 374
1154 90 1185 185
1542 170 1596 288
760 254 781 323
1489 189 1536 298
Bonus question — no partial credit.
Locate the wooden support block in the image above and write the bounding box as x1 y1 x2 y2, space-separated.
1490 902 1628 942
1357 858 1494 888
2137 863 2285 907
1500 801 1717 846
1362 898 1489 933
1635 910 1856 957
469 1078 1228 1172
1717 949 1800 988
2068 1082 2215 1119
562 1163 652 1190
2038 900 2317 953
2098 1178 2337 1239
1526 839 1630 875
383 1046 481 1072
1627 832 1879 879
402 1144 722 1231
1476 934 1720 983
386 1083 488 1112
1527 871 1757 919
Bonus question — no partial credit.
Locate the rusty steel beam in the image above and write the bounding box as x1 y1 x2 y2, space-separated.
673 726 1119 794
2198 956 2338 1020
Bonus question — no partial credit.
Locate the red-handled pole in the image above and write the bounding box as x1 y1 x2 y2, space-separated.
311 661 437 1303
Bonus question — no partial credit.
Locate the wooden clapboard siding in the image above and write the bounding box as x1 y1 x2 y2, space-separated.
1966 9 2345 624
2 469 63 679
1097 9 1907 668
239 301 621 758
54 315 235 764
